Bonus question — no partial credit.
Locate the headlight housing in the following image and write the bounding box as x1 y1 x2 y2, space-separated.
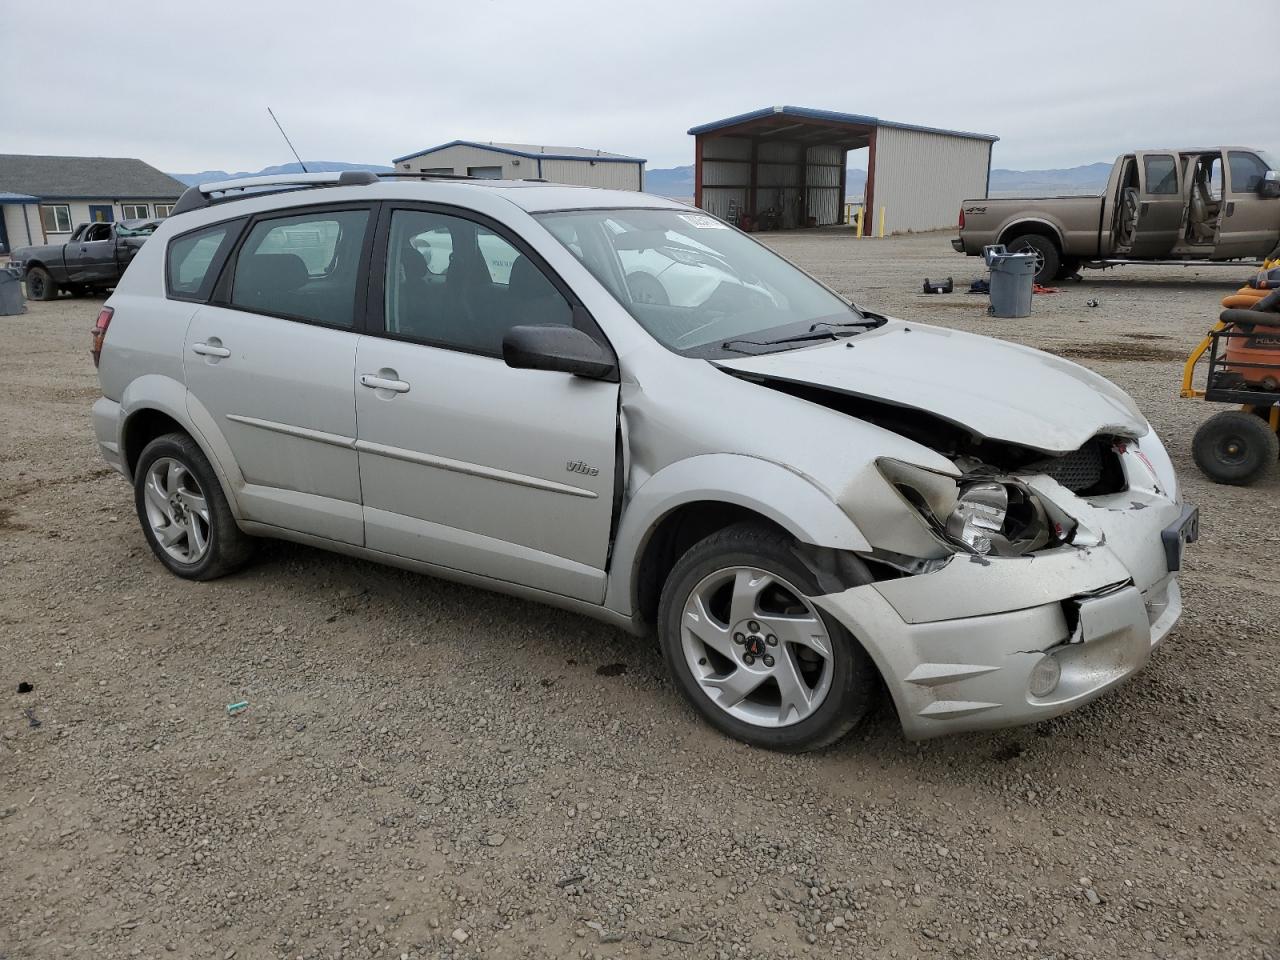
878 459 1059 557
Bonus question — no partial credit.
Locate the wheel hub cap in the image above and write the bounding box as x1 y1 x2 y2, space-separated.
681 566 834 729
142 457 211 565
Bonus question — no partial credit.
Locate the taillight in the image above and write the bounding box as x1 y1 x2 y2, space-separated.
91 306 113 367
958 207 966 230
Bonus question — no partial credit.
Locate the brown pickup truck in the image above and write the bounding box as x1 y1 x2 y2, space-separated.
954 148 1280 284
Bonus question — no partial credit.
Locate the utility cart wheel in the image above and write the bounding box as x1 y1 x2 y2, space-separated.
1192 410 1279 486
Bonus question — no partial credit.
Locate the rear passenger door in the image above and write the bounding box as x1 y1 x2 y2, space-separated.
354 205 620 602
181 205 374 545
1129 152 1183 257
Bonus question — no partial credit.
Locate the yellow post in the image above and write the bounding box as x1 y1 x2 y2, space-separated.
855 208 863 238
878 207 886 238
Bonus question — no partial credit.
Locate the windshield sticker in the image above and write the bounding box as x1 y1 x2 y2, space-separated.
677 213 728 230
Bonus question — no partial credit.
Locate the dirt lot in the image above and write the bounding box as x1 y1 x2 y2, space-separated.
2 231 1278 960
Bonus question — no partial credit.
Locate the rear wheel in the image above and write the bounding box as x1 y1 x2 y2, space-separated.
1192 410 1278 485
134 432 253 580
657 523 878 752
25 267 56 301
1005 234 1060 286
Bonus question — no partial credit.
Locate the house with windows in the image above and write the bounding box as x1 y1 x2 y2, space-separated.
0 154 185 254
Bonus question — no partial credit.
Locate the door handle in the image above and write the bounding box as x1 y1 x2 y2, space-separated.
1224 201 1235 217
192 342 231 358
360 374 410 394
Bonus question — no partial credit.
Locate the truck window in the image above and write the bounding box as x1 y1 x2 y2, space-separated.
1143 155 1178 195
1227 152 1268 194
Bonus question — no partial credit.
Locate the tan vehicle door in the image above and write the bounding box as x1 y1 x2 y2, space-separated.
1127 152 1183 257
1215 150 1280 260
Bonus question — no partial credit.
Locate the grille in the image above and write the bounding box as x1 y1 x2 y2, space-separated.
1040 442 1107 493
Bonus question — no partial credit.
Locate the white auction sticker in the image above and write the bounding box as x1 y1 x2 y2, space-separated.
677 213 728 230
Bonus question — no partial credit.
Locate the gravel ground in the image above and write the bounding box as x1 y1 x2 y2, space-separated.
2 231 1278 960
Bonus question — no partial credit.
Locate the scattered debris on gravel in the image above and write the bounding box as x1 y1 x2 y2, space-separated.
2 232 1277 958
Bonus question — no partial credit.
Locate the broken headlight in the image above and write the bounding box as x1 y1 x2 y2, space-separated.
878 459 1058 557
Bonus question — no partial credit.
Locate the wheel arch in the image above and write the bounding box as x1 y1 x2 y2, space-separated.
118 376 245 521
605 454 873 626
997 218 1064 250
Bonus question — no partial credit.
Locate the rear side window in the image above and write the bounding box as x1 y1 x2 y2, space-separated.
167 222 239 301
1143 155 1177 195
230 210 369 328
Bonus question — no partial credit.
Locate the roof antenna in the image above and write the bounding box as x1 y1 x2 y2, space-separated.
267 106 308 173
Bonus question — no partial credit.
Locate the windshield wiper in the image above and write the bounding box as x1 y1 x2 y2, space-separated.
808 317 880 333
721 328 853 354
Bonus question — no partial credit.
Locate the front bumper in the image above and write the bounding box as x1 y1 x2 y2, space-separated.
816 489 1190 739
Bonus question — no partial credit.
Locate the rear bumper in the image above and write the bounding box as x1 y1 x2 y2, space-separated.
951 237 965 253
92 396 125 476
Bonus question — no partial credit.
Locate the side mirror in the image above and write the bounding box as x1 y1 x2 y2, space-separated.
502 324 618 381
1260 170 1280 199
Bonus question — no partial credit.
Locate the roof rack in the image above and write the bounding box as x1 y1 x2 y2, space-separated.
169 168 547 217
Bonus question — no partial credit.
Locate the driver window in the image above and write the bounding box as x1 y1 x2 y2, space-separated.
1227 152 1268 195
383 209 572 355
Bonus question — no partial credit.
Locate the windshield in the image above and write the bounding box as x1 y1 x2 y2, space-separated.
536 208 866 357
116 220 160 238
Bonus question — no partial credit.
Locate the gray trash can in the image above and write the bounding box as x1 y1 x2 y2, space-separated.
982 244 1035 318
0 266 25 317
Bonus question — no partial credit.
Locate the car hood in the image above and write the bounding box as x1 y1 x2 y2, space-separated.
713 320 1147 454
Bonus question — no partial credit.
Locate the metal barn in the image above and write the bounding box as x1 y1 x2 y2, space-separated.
687 106 998 233
391 141 645 191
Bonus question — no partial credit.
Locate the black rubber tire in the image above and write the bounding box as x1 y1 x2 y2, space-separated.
657 522 878 752
1055 257 1082 281
133 432 253 580
1005 233 1060 286
25 266 57 301
1192 410 1279 486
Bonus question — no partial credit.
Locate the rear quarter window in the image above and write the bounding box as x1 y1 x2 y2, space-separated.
166 221 242 302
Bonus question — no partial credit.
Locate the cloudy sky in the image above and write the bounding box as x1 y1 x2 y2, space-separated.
3 0 1276 175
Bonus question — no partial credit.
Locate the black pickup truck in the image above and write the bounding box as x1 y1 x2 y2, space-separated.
9 219 160 300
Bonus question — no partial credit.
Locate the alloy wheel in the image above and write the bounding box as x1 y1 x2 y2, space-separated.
680 566 834 728
142 457 211 563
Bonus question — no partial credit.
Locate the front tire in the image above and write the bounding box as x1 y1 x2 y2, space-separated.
1192 411 1279 485
1005 233 1060 286
133 432 252 580
657 523 878 752
25 266 56 301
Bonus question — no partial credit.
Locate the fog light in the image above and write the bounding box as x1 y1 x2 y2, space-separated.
1028 654 1061 697
945 481 1008 555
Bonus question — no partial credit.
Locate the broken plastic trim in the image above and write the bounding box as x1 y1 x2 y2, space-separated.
876 458 1065 560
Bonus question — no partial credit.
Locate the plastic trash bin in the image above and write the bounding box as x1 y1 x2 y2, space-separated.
982 244 1036 318
0 266 25 316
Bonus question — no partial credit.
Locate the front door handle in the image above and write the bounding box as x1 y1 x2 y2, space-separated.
192 342 231 358
360 373 410 394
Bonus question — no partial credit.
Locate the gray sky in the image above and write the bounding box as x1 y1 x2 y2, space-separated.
3 0 1277 174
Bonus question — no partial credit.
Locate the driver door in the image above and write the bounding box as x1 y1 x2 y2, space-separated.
72 223 115 283
355 205 620 603
1128 152 1183 257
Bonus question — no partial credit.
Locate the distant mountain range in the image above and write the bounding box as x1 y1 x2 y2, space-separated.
169 159 1114 199
168 161 393 186
640 162 1113 200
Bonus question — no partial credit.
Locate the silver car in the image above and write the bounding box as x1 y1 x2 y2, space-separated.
91 171 1197 751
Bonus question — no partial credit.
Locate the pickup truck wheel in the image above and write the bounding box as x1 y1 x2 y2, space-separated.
134 432 253 580
1192 410 1278 486
1005 234 1060 286
657 522 878 752
25 266 56 301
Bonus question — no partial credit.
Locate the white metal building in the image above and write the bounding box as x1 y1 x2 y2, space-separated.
391 141 645 191
688 106 998 232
